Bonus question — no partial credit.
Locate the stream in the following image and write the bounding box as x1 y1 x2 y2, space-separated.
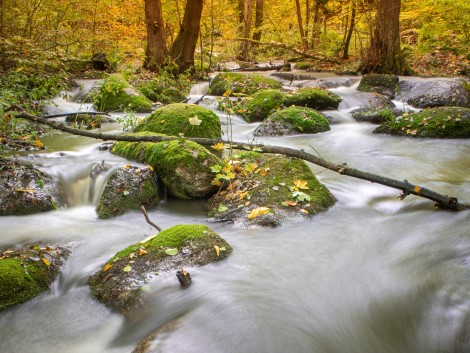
1 74 470 353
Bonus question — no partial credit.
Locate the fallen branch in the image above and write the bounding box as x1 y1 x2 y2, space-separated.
140 205 161 232
233 38 341 64
9 104 469 211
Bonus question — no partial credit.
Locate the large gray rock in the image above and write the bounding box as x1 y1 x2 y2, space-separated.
396 79 470 108
350 92 399 124
0 158 59 215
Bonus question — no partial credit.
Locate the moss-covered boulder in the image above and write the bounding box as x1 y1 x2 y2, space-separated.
89 224 232 313
254 106 330 136
96 165 160 219
284 87 341 110
0 245 70 312
0 158 59 216
395 79 470 109
353 108 402 124
94 75 153 113
374 106 470 138
209 72 282 96
134 103 221 139
242 89 284 122
350 92 398 124
208 153 336 227
111 134 222 199
357 74 399 98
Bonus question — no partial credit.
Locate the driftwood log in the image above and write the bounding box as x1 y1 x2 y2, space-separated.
7 104 469 211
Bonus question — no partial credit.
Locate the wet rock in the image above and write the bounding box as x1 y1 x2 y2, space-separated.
241 89 285 122
358 74 399 98
94 75 153 113
88 224 232 313
91 53 110 71
111 134 222 199
284 87 341 110
0 158 59 216
374 106 470 138
254 106 330 136
96 165 160 219
209 72 282 96
294 77 357 89
350 92 397 124
134 103 221 139
208 153 336 227
137 80 186 104
270 72 317 81
395 79 470 108
0 244 70 312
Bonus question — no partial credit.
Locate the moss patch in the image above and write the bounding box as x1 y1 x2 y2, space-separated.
284 87 341 110
96 165 160 219
134 103 221 139
208 152 336 227
89 224 232 312
241 89 284 122
209 72 282 96
112 135 223 199
374 107 470 138
94 75 153 113
0 245 70 312
254 106 330 136
358 74 399 98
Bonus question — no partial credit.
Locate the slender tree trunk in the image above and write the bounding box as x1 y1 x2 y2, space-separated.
237 0 253 61
170 0 204 73
360 0 405 74
310 1 322 49
0 0 4 39
252 0 263 43
295 0 308 51
305 0 310 39
342 2 356 59
143 0 168 72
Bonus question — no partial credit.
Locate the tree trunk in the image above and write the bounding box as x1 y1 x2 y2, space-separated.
342 2 356 59
10 105 468 211
169 0 204 73
295 0 308 51
143 0 168 72
252 0 263 43
360 0 405 74
310 1 322 49
238 0 253 61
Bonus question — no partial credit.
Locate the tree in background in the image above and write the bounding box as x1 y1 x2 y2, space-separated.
359 0 405 74
143 0 168 71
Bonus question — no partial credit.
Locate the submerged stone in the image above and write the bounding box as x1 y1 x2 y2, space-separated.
374 106 470 138
134 103 221 139
254 106 330 136
88 224 232 313
0 157 59 216
283 87 341 110
96 165 160 219
111 134 222 199
209 72 282 96
208 153 336 227
0 245 70 312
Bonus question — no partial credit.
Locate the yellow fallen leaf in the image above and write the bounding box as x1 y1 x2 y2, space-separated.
103 263 113 271
42 257 50 266
248 207 270 219
294 179 309 189
182 267 188 276
212 143 225 150
261 168 270 176
214 245 220 256
414 185 421 193
139 248 148 256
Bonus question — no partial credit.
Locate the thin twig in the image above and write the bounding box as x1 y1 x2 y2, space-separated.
140 205 161 232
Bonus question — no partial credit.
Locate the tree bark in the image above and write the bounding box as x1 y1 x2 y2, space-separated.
359 0 405 74
252 0 263 43
143 0 168 72
295 0 309 51
342 2 356 59
169 0 204 73
9 105 468 211
237 0 253 61
310 0 323 49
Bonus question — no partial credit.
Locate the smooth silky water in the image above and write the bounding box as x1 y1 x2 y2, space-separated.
1 76 470 353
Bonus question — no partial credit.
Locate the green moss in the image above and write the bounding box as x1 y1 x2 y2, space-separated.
374 107 470 138
267 106 330 133
136 80 165 101
295 62 314 70
242 89 284 122
134 103 221 139
209 73 282 96
358 74 399 95
94 75 153 113
284 88 341 110
160 87 186 104
0 250 62 311
112 136 223 199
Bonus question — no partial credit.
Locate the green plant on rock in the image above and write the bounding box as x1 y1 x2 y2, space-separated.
242 89 285 122
284 88 341 110
209 73 282 96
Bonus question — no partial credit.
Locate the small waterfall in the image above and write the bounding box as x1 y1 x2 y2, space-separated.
186 81 210 104
57 161 116 207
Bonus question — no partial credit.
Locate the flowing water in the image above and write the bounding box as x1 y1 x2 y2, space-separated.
1 75 470 353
